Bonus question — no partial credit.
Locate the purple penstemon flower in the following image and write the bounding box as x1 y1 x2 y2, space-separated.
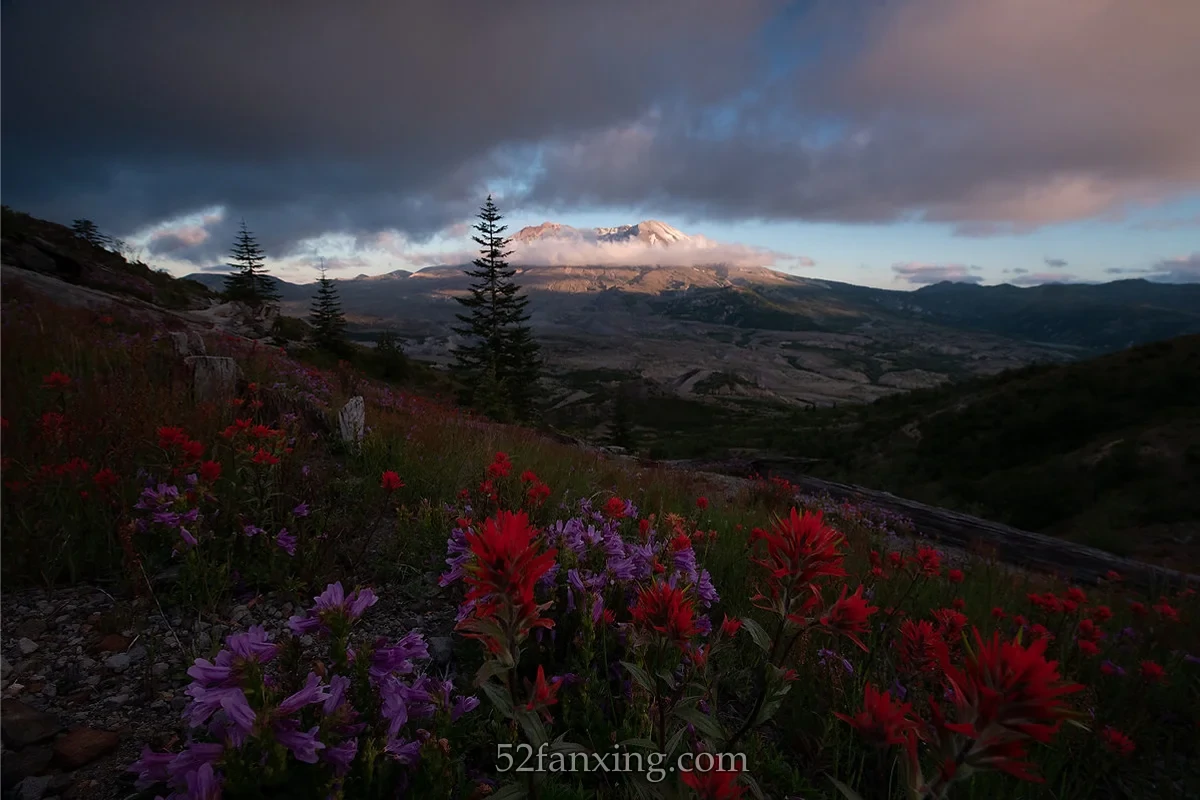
185 761 223 799
292 502 310 518
273 721 326 764
452 694 481 721
322 738 358 775
276 672 329 716
276 528 297 556
369 631 429 680
696 569 719 606
385 736 421 765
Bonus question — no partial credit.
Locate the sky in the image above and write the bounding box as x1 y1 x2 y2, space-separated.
2 0 1198 289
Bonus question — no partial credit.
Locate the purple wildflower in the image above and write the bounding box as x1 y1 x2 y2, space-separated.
276 528 297 556
185 762 223 799
322 738 358 775
274 721 326 764
292 502 310 517
276 672 329 716
452 695 480 721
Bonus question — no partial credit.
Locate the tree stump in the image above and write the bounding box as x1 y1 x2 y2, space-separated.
338 396 365 450
185 356 241 404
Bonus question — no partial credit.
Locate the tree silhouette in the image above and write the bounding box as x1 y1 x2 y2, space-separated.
451 196 542 420
71 219 110 248
223 221 279 308
308 261 347 352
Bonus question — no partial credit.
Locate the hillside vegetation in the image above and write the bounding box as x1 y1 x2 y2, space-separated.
627 335 1200 565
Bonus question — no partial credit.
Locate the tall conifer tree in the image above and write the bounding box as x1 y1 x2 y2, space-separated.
309 260 347 351
452 196 541 420
224 220 280 308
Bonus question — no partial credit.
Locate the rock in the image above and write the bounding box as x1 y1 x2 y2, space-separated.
1 655 12 680
128 645 148 664
104 653 131 672
95 633 131 653
1 700 63 747
107 693 130 706
151 662 169 677
185 355 242 403
54 727 121 769
62 778 99 799
18 637 39 655
429 636 455 667
16 774 52 800
169 330 207 357
1 746 53 790
338 396 365 449
17 619 47 639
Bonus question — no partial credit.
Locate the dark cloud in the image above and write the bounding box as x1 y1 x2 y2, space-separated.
891 262 984 285
1146 253 1200 283
2 0 1197 259
1044 257 1068 268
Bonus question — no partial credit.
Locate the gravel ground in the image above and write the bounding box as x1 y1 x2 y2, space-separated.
1 569 459 799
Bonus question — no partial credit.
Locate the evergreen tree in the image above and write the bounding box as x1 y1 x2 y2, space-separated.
308 261 347 352
374 331 410 381
452 196 542 420
223 220 280 308
71 219 110 247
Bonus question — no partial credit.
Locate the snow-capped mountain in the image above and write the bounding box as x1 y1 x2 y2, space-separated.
513 219 691 247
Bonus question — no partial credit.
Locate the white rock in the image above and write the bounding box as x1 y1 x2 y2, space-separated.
105 653 131 672
17 637 38 655
338 396 365 449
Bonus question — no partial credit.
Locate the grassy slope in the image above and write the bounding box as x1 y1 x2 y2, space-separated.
632 336 1200 563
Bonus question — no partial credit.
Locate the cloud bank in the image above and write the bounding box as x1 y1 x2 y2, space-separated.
892 263 984 286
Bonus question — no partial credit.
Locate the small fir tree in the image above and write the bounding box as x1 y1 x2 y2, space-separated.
71 219 110 247
452 196 541 420
308 261 347 352
224 220 280 308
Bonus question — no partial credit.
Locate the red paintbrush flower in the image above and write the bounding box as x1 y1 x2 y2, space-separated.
1077 640 1100 657
819 584 878 651
199 460 222 483
91 468 119 491
519 469 538 484
1153 599 1180 623
1091 605 1113 623
749 508 846 619
380 470 404 491
1139 660 1166 683
157 426 188 448
835 683 920 748
720 614 743 637
1076 618 1104 642
252 448 280 466
486 452 512 478
911 546 942 577
933 608 969 642
680 765 745 799
947 568 964 584
41 371 71 389
1100 726 1135 756
695 496 709 510
525 665 562 719
180 439 204 463
631 580 698 648
898 619 944 674
935 628 1083 783
525 481 551 507
603 496 628 518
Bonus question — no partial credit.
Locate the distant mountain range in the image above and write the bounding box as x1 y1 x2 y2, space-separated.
512 219 692 247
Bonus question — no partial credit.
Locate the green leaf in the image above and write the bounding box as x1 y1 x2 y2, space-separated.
549 732 591 755
489 783 528 800
741 617 772 654
664 725 688 759
828 775 866 800
671 702 726 742
742 773 766 800
475 659 509 685
515 708 549 749
656 669 677 691
479 680 514 718
621 660 656 694
618 738 660 751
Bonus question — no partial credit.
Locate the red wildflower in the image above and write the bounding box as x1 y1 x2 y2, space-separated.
897 619 944 674
1139 660 1166 683
991 607 1006 620
157 426 189 448
936 629 1082 782
1104 570 1123 582
380 471 404 491
199 460 222 483
911 546 942 577
458 511 557 656
486 452 512 478
1064 587 1087 605
180 439 204 463
41 371 71 389
600 608 616 626
952 597 966 611
695 496 709 510
720 615 743 637
835 683 920 748
819 584 878 651
525 665 562 718
249 424 277 440
92 468 119 491
749 508 846 618
947 568 965 584
525 482 551 507
251 449 280 466
933 608 969 642
519 469 538 484
1028 623 1053 643
1130 601 1149 617
1100 726 1135 756
670 533 692 552
1077 640 1100 657
631 580 699 648
637 518 651 538
603 496 627 518
1077 618 1104 642
680 765 745 800
1091 605 1113 623
1153 599 1180 623
1013 614 1028 627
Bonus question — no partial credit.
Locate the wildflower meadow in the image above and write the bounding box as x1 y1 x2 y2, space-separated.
2 292 1198 799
